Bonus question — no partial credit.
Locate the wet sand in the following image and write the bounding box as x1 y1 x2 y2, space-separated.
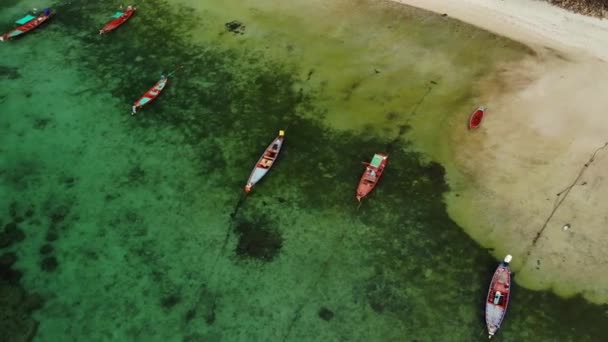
394 0 608 303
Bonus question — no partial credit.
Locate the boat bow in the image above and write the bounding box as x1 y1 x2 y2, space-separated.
244 130 285 193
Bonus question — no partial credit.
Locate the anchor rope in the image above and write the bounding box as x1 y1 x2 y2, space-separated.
521 141 608 264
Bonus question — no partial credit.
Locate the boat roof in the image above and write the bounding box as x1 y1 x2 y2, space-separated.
370 154 384 167
16 14 35 25
112 11 124 18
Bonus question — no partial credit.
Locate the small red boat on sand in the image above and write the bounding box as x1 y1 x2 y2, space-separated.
486 254 513 339
99 6 136 35
245 130 285 193
469 106 486 129
356 153 388 202
0 9 53 42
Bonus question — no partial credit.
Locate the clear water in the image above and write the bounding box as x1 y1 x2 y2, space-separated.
1 0 606 341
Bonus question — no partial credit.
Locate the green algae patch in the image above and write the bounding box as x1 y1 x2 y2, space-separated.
0 0 606 341
168 0 533 157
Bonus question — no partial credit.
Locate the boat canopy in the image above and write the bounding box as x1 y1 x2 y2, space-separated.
370 154 384 167
493 291 503 304
112 11 124 18
16 14 35 25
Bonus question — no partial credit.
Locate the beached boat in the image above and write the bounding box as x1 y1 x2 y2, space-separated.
0 9 53 42
132 75 169 115
486 254 513 339
245 130 285 193
356 153 388 201
99 6 136 35
469 106 486 129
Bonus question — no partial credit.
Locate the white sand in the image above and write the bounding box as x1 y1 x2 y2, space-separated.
392 0 608 61
392 0 608 303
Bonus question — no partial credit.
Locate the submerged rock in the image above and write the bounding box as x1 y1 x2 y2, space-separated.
0 282 44 341
234 218 283 261
49 205 70 228
161 294 181 309
0 65 21 80
0 252 17 267
39 244 54 255
185 308 196 322
40 257 58 272
0 251 22 284
225 20 245 35
24 207 35 218
0 222 25 248
318 307 334 321
0 265 22 284
45 230 58 242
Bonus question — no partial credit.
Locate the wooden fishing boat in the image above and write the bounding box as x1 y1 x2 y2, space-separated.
132 75 168 115
0 9 53 42
486 254 513 339
245 130 285 193
99 6 136 35
469 106 486 129
356 153 388 202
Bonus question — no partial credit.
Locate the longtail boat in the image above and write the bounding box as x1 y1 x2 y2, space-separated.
132 75 169 115
0 9 53 42
99 6 136 35
469 106 486 129
486 254 513 339
245 130 285 193
356 153 388 202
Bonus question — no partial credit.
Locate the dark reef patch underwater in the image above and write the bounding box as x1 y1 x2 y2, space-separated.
0 206 44 341
0 0 607 341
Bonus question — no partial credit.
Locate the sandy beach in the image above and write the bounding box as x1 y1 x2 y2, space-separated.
393 0 608 303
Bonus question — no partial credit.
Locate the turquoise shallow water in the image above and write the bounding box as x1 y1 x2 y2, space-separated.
1 0 607 341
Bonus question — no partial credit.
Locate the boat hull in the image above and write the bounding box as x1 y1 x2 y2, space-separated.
485 257 512 339
0 11 53 42
469 106 486 129
99 7 136 35
132 78 168 114
245 131 285 192
356 153 388 201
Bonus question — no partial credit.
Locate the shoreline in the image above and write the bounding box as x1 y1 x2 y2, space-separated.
391 0 608 61
392 0 608 303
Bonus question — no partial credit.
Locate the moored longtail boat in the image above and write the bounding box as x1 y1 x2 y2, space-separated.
356 153 388 202
99 6 136 35
469 106 486 129
245 130 285 193
132 75 169 115
0 8 53 42
486 254 513 339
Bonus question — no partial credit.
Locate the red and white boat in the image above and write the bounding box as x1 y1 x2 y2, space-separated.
245 130 285 193
469 106 486 129
0 9 53 42
99 6 136 35
356 153 388 202
132 75 168 115
486 254 513 339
